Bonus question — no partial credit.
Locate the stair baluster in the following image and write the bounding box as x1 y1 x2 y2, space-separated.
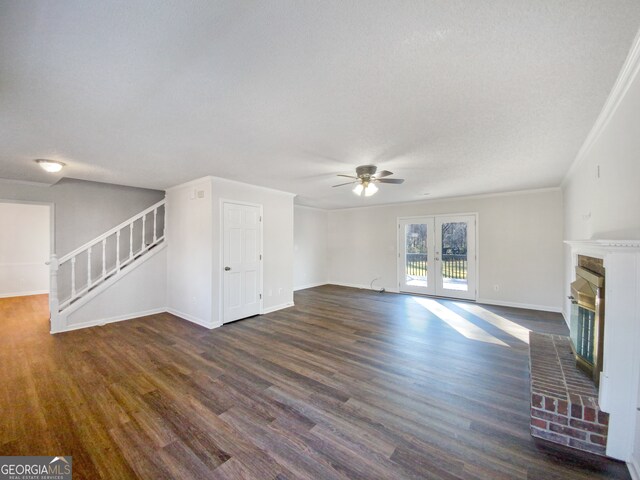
71 257 76 297
129 223 134 260
142 214 146 250
102 238 107 278
87 247 92 289
153 209 158 243
116 231 121 272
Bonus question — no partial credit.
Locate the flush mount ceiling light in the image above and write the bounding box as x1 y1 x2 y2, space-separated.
35 159 65 173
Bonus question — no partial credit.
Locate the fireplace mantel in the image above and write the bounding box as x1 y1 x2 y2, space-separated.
565 240 640 465
565 239 640 254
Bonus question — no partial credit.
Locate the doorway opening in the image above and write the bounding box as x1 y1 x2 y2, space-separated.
0 201 53 321
398 214 477 301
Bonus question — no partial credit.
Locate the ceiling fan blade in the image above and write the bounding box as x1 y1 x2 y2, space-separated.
377 178 404 184
375 170 393 178
337 174 358 179
332 181 357 187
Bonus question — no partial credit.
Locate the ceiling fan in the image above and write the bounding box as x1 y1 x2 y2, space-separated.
332 165 405 196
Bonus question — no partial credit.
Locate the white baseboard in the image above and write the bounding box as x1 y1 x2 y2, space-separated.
262 302 295 315
166 308 219 329
293 282 327 292
327 284 561 313
477 298 562 313
53 306 221 333
0 290 48 299
54 307 165 333
329 282 370 290
328 281 398 293
629 458 639 480
328 281 373 290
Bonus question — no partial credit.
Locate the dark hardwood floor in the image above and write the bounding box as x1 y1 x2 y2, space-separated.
0 286 631 479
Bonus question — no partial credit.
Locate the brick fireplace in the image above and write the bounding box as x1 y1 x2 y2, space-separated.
545 240 640 466
529 332 609 455
529 253 609 455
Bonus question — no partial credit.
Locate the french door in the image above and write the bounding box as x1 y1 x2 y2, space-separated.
398 214 476 300
223 202 262 323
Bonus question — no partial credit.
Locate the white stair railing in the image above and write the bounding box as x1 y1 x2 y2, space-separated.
49 199 166 321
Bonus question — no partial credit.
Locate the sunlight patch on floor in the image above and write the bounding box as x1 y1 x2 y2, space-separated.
412 297 508 347
453 302 531 344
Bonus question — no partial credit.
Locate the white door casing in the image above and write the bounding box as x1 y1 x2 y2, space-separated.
223 202 262 323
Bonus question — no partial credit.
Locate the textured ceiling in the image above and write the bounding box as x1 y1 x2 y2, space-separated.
1 1 639 208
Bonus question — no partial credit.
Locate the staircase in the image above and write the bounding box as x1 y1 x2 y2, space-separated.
49 199 166 333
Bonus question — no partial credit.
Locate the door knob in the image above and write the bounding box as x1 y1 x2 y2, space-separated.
225 266 231 271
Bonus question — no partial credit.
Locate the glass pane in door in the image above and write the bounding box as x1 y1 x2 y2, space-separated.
405 224 428 288
440 222 468 291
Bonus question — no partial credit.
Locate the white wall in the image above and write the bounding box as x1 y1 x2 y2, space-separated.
563 43 640 318
294 205 328 290
166 178 213 327
561 33 640 469
563 75 640 241
328 189 564 311
210 177 295 318
63 246 167 331
166 176 295 328
0 178 164 256
0 202 50 297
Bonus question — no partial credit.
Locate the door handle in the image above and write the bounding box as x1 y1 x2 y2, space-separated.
225 266 231 271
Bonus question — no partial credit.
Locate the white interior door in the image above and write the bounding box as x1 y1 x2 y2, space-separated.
223 202 262 323
398 214 477 300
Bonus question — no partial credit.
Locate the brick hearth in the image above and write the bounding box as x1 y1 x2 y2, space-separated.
529 332 609 455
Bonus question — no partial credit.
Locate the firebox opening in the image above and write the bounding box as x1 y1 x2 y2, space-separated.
569 256 605 387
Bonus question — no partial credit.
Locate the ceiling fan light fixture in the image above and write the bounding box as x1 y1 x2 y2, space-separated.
336 164 402 197
35 159 65 173
364 183 378 196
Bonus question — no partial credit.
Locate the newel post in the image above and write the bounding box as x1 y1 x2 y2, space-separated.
48 254 61 333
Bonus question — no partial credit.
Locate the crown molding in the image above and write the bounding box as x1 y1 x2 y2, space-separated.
326 186 560 213
562 28 640 186
210 176 297 197
167 175 297 197
293 203 329 212
0 177 54 187
165 176 211 191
